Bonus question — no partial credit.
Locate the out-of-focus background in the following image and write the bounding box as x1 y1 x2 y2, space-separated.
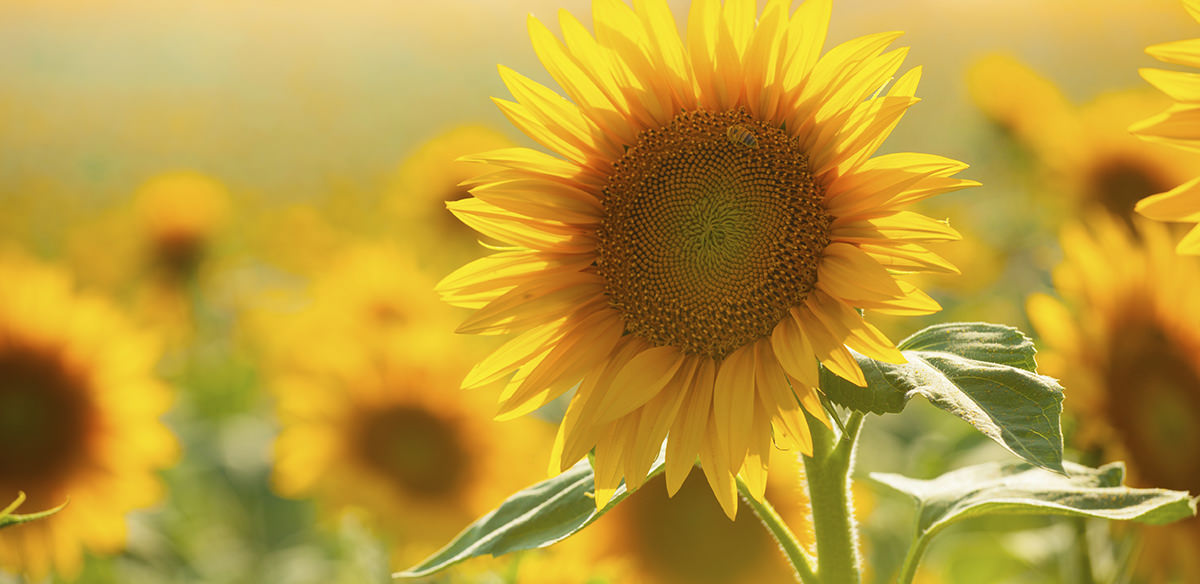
1 0 1198 582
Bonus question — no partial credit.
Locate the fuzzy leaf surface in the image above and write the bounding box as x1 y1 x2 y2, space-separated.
395 452 665 579
821 322 1065 472
872 460 1198 540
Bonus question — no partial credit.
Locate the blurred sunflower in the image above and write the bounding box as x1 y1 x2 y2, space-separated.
64 170 233 346
508 540 633 584
1132 0 1200 254
249 243 475 364
439 0 975 516
265 243 550 565
554 452 813 584
388 125 517 266
969 54 1192 220
270 339 552 566
0 252 177 580
133 170 231 280
1027 214 1200 582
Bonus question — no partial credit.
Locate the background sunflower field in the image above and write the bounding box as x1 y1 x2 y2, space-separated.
1 0 1198 583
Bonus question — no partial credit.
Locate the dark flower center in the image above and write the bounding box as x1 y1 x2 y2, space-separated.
597 108 831 359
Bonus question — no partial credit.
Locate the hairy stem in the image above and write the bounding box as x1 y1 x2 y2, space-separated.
739 477 820 584
896 529 932 584
804 409 865 584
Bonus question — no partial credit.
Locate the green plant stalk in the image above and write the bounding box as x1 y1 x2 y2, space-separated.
896 529 932 584
1073 517 1096 584
738 477 819 584
803 409 865 584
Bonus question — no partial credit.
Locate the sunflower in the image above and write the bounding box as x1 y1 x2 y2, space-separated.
549 450 813 584
0 252 177 580
508 540 633 584
63 171 232 346
249 243 484 365
969 54 1193 221
266 244 550 565
1027 214 1200 582
388 125 515 246
270 337 554 566
134 170 231 280
385 124 517 274
438 0 975 517
1131 0 1200 254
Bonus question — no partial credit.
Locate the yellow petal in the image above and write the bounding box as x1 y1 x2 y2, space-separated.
1130 104 1200 152
591 345 685 423
1140 67 1200 104
456 274 603 335
817 241 906 303
1135 175 1200 222
737 399 772 502
712 344 757 468
756 340 814 454
780 0 832 91
699 413 739 519
860 242 959 275
809 290 905 364
592 418 633 508
625 357 698 490
1146 38 1200 68
665 358 716 495
461 319 561 389
796 303 866 386
770 309 820 388
470 178 601 225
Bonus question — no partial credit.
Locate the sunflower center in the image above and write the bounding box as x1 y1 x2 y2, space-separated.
596 108 831 360
357 405 470 499
1104 315 1200 492
1087 158 1173 219
612 472 784 584
0 348 92 484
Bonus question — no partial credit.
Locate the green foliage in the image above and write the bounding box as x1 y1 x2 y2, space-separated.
395 453 667 579
874 460 1198 582
0 492 68 530
873 461 1197 537
822 322 1065 473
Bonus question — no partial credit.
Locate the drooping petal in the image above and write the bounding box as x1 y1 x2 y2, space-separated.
665 358 717 495
711 344 757 468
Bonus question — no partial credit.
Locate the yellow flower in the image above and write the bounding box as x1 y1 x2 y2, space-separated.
1027 214 1200 582
134 170 231 278
969 54 1192 220
248 243 486 365
265 244 550 565
440 0 975 518
1132 0 1200 254
388 125 517 265
0 252 177 580
64 171 233 346
270 339 554 566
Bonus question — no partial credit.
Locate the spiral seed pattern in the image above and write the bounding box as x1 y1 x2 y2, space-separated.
596 108 832 360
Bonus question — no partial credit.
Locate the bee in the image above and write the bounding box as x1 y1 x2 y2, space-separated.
726 124 758 149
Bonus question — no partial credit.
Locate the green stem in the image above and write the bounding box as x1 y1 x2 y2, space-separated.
804 409 865 584
739 478 820 584
1073 518 1096 584
896 530 932 584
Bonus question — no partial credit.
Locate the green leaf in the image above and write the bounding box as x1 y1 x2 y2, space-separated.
821 322 1065 473
394 452 666 579
872 460 1198 541
897 322 1038 372
0 492 68 530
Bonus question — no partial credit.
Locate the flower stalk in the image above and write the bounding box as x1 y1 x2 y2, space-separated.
739 478 820 584
804 409 865 584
